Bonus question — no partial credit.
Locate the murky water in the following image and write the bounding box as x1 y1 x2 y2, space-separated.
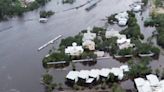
0 0 160 92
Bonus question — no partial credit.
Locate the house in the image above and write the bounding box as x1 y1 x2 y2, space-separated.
105 28 126 39
82 40 95 50
115 12 129 26
134 74 164 92
99 68 111 78
82 27 96 41
134 78 152 92
89 69 100 80
132 4 141 12
23 0 35 4
66 71 79 83
94 51 105 57
110 68 124 80
146 74 160 87
117 37 134 49
105 28 120 38
78 70 90 83
65 42 84 56
120 65 129 72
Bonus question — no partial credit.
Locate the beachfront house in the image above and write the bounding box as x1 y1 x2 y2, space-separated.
65 42 84 56
115 12 129 26
105 28 126 39
120 65 130 72
117 37 134 49
105 29 120 38
110 68 124 80
66 71 79 83
134 74 164 92
94 51 105 57
82 40 95 50
82 27 96 42
99 68 111 79
89 69 100 81
23 0 35 4
78 70 90 83
132 4 141 12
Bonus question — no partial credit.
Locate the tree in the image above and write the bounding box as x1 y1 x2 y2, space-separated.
111 83 126 92
42 73 53 85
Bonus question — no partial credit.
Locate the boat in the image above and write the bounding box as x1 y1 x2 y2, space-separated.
39 18 48 23
85 0 100 11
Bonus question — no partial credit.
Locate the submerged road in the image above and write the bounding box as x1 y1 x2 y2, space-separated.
0 0 136 92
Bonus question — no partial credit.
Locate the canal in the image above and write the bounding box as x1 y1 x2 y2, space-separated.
0 0 160 92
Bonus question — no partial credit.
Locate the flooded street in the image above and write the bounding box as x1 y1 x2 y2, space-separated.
0 0 161 92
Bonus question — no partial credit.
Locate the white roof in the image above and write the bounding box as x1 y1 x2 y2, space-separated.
94 51 105 57
134 78 152 92
66 71 79 81
120 65 129 72
105 29 119 37
25 0 35 3
86 78 94 83
134 75 164 92
89 69 100 78
146 74 160 87
82 40 95 46
115 12 129 26
134 78 145 86
82 30 96 41
100 68 111 77
132 4 141 12
65 42 84 56
110 68 124 80
78 70 90 79
117 37 130 44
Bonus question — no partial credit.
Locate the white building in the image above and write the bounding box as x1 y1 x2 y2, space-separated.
105 29 120 38
120 65 130 72
82 40 95 50
66 71 79 83
100 68 111 78
82 27 96 42
117 37 134 49
115 12 129 26
65 42 84 56
89 69 100 80
110 68 124 80
134 74 164 92
78 70 90 80
105 28 127 39
24 0 35 4
94 51 105 57
132 4 142 12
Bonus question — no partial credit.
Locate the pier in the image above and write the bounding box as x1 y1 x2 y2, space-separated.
38 35 62 51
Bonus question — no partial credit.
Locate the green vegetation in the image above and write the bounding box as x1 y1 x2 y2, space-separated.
117 48 133 56
128 59 152 78
60 34 83 48
121 11 143 40
144 14 164 48
154 0 164 8
62 0 75 4
42 52 71 68
136 43 160 55
107 14 117 24
40 10 54 18
111 83 126 92
142 0 148 6
0 0 50 20
42 73 56 92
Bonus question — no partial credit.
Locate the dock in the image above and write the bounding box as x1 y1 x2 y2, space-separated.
46 56 111 65
38 35 62 51
85 0 101 11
